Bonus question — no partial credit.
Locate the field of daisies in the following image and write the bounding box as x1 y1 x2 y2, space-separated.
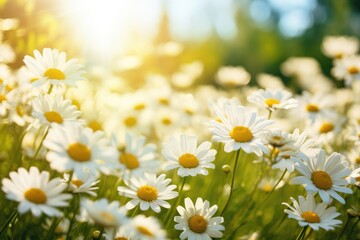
2 30 360 240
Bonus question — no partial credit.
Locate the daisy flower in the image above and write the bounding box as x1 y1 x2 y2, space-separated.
23 48 86 88
291 150 353 204
81 198 128 228
114 132 161 177
117 173 178 213
283 194 342 231
215 66 251 87
162 134 217 177
174 197 225 240
247 89 298 111
43 123 118 177
31 93 82 128
1 167 72 217
63 173 99 196
124 215 167 240
332 55 360 86
32 94 81 126
322 35 359 59
208 105 273 154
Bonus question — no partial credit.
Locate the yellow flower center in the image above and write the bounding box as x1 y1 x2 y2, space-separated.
306 104 319 113
99 211 116 227
355 157 360 165
159 98 169 105
319 122 334 134
134 104 145 111
347 66 359 74
0 94 6 102
44 68 66 80
124 116 137 127
162 117 172 125
312 170 333 190
114 237 128 240
264 98 280 107
301 211 320 223
137 185 158 201
120 152 139 170
185 109 194 115
44 111 63 123
71 179 84 188
262 184 273 193
24 188 47 204
67 143 91 162
88 120 102 132
16 105 25 117
188 215 208 233
137 226 154 237
230 126 253 142
179 153 199 168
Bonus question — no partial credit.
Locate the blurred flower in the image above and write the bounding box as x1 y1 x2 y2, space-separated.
125 215 166 240
291 150 353 204
162 134 217 177
63 173 99 196
283 194 341 231
322 35 359 59
256 73 285 90
332 55 360 86
1 167 71 217
247 89 298 111
215 66 251 87
23 48 86 88
208 105 273 154
44 123 118 177
118 173 178 213
174 197 224 239
281 57 321 78
81 198 128 229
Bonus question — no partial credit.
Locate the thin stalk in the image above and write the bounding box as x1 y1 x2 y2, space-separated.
165 177 186 230
66 194 80 240
46 217 62 240
296 226 308 240
97 227 105 240
47 84 54 94
337 217 350 240
349 218 360 239
268 110 273 119
29 127 49 167
220 149 241 216
0 209 17 235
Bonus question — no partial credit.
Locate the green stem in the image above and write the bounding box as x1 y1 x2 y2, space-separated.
47 84 54 94
46 217 62 240
97 226 104 240
268 110 273 119
296 226 308 240
256 169 287 210
349 218 360 239
29 127 49 167
165 177 186 230
0 209 17 235
66 194 80 240
337 217 350 240
220 149 241 216
131 205 140 218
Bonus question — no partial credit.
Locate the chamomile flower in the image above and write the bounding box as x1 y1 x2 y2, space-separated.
81 198 128 228
114 132 161 177
1 167 71 217
117 173 178 213
162 134 216 177
208 105 273 155
247 89 298 111
23 48 86 88
322 35 359 59
31 93 82 128
125 215 167 240
43 123 118 177
291 150 353 204
63 173 99 196
174 197 225 240
332 55 360 86
283 194 342 231
215 66 251 87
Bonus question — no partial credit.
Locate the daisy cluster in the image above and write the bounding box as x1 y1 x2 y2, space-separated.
1 33 360 240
